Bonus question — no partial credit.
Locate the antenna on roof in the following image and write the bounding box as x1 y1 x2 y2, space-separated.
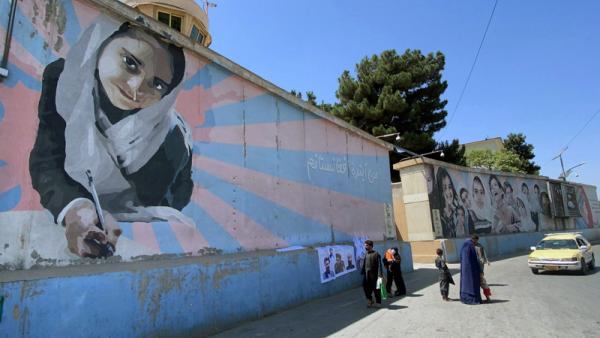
203 1 217 15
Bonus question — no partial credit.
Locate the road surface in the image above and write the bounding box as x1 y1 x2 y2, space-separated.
211 252 600 337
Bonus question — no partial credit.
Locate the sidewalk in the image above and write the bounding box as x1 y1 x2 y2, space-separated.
210 263 458 338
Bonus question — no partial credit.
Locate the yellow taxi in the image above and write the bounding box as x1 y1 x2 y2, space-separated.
528 233 595 275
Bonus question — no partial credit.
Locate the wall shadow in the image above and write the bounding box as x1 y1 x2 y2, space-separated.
209 267 453 338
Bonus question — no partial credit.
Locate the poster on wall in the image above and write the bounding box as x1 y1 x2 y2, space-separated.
317 245 356 283
384 203 396 239
424 164 568 238
549 182 566 217
564 185 581 217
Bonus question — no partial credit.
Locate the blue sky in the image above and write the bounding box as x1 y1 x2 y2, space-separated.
205 0 600 193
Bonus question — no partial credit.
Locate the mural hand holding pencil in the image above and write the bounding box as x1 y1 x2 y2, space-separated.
63 197 120 258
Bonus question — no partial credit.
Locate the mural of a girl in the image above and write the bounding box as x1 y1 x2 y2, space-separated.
470 176 492 234
489 175 521 233
436 167 458 237
515 197 535 232
29 18 193 258
538 191 554 230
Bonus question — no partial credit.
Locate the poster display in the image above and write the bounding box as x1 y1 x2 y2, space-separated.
564 185 581 217
317 245 357 283
549 182 566 217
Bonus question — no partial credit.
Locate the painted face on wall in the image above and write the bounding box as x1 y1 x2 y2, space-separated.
456 208 465 226
522 184 529 196
504 183 514 202
472 178 485 209
425 166 434 194
540 192 551 215
460 190 471 209
490 177 504 205
534 185 540 196
97 30 173 110
442 176 453 206
516 198 528 218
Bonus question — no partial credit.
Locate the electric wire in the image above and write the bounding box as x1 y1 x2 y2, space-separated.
442 0 498 136
564 107 600 148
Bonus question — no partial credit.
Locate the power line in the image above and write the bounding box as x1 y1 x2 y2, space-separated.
546 107 600 166
443 0 498 135
564 107 600 148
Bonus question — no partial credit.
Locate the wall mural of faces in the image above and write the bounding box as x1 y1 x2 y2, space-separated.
425 164 595 238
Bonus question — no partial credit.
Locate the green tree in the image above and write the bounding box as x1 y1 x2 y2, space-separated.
504 133 541 174
290 89 302 99
305 91 317 106
466 149 525 174
435 139 466 166
330 49 448 154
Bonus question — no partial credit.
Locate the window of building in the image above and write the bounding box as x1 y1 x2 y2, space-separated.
190 25 205 44
157 11 183 32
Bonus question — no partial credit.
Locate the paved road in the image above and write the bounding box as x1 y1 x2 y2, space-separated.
211 253 600 338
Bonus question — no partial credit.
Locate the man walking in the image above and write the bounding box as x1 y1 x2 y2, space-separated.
361 240 383 307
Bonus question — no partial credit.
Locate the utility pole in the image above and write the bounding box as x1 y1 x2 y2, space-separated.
552 148 568 181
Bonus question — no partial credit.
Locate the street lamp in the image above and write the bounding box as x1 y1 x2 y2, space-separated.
375 133 445 159
558 162 586 181
552 147 585 181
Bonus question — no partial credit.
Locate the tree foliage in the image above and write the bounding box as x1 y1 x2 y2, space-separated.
466 149 526 174
330 49 448 154
435 139 466 166
504 133 540 174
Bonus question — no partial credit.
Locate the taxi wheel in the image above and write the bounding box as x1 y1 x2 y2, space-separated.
589 255 595 270
531 268 539 275
580 258 588 275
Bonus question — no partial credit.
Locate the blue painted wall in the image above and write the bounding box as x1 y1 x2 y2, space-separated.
0 241 411 337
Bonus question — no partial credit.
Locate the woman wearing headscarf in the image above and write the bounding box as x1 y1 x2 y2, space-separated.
460 235 482 304
489 175 520 233
29 17 193 258
436 167 458 238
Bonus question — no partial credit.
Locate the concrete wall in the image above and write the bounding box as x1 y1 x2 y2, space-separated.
391 182 408 241
396 162 435 241
0 0 395 269
0 0 404 335
441 228 600 263
394 158 599 242
0 240 411 337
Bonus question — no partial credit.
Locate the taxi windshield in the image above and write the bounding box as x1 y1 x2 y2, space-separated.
536 239 578 250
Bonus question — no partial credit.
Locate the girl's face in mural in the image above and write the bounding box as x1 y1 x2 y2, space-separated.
456 208 465 226
505 184 514 201
425 169 434 194
460 190 471 208
473 179 485 209
541 193 551 215
442 176 453 205
516 199 527 218
490 178 503 205
97 30 173 110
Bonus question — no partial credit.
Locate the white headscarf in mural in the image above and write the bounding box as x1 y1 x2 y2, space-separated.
55 16 188 197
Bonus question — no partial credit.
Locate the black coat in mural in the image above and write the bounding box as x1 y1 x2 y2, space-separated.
30 59 193 219
28 19 193 258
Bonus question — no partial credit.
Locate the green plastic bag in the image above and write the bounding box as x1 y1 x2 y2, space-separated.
380 282 388 300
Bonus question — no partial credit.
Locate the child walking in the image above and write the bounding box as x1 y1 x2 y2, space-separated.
435 248 454 301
